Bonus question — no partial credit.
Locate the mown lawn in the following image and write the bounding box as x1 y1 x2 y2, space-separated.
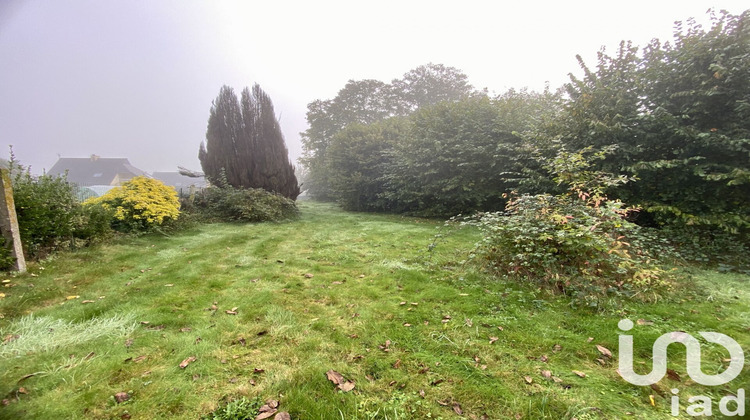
1 201 748 419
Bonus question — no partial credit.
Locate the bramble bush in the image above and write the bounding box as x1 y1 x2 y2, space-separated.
463 148 673 307
85 177 180 232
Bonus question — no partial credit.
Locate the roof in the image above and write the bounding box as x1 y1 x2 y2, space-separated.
151 172 208 190
47 156 149 185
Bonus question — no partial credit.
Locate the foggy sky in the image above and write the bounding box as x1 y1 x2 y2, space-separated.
1 1 748 175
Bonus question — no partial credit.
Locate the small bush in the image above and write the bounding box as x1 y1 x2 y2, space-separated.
185 186 298 223
463 148 673 307
85 177 180 232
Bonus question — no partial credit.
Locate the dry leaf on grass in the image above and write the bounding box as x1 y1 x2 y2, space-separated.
596 345 612 358
274 413 291 420
541 370 552 379
179 356 196 369
489 337 499 344
524 376 533 384
572 370 587 378
325 369 355 392
453 403 463 415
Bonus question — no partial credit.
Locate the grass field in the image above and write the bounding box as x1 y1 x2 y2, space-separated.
1 201 748 419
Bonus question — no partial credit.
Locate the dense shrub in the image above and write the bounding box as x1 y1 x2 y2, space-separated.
464 149 672 307
85 177 180 232
6 163 113 264
185 185 298 223
11 167 78 259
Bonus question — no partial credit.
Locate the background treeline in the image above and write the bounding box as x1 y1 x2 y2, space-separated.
302 10 750 234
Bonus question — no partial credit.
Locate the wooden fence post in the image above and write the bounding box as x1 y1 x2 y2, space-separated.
0 168 26 272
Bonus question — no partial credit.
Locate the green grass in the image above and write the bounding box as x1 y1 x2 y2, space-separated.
1 202 748 419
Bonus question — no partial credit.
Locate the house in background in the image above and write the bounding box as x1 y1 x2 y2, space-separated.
47 155 149 187
151 172 207 195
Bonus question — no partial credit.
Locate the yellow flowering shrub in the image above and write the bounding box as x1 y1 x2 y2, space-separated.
85 177 180 231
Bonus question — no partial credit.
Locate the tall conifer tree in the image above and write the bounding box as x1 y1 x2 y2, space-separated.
200 84 299 200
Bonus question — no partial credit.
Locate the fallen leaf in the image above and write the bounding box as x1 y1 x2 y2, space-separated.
274 413 291 420
338 381 355 392
226 310 237 315
489 337 499 344
303 273 314 278
419 389 425 398
595 345 612 358
256 410 278 420
331 281 343 285
3 334 19 344
403 323 412 327
254 368 265 374
524 376 533 384
572 370 586 378
453 403 463 415
497 326 504 331
552 344 562 352
539 355 548 363
636 319 654 326
326 370 345 385
17 387 28 394
393 359 401 369
82 300 95 304
541 370 552 379
649 394 655 406
552 376 563 383
179 327 192 332
587 337 594 343
179 356 197 368
165 284 174 287
66 295 80 300
465 318 473 327
140 321 150 325
114 392 130 403
133 355 147 363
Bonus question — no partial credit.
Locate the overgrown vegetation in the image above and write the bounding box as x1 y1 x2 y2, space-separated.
463 149 672 308
182 184 298 223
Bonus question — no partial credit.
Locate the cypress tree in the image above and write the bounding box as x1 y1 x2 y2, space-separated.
200 84 300 200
